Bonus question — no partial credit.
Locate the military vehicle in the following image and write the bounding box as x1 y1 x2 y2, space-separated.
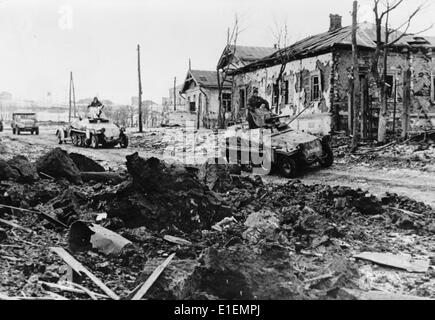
223 109 333 178
11 113 39 135
56 103 128 149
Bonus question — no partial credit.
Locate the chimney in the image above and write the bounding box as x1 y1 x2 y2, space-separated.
329 14 342 32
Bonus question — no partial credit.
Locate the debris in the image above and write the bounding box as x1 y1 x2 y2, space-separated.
69 153 105 172
80 172 124 185
0 159 20 182
50 247 120 300
337 288 434 300
0 204 67 229
0 218 33 233
104 153 232 232
163 235 192 246
131 252 176 300
96 213 107 222
0 228 7 242
243 210 280 243
354 252 430 273
7 156 39 183
35 148 83 184
69 221 132 256
197 157 233 192
211 217 238 232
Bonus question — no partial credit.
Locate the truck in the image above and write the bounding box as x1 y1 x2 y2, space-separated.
223 109 333 178
11 113 39 135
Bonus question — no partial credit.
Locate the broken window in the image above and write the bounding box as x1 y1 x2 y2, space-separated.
385 75 395 98
311 73 321 101
239 88 246 110
283 80 289 104
190 95 196 112
222 93 232 112
272 83 279 106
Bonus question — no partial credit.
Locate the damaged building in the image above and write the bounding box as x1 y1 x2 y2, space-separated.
179 69 232 129
223 15 435 137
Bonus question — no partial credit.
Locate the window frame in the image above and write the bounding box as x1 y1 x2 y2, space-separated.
385 74 396 99
222 93 232 112
239 88 246 110
310 71 322 101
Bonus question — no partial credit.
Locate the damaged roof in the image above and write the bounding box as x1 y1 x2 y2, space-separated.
233 22 434 75
181 70 232 93
217 45 277 69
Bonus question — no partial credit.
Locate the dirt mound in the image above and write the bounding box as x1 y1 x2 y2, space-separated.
69 153 105 173
35 148 83 184
104 153 232 233
0 159 20 182
7 156 40 183
197 158 234 192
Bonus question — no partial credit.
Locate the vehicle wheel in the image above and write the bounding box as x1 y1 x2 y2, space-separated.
319 142 334 168
90 135 99 149
279 156 298 178
35 129 39 135
31 131 34 135
12 128 16 135
17 129 21 135
57 131 63 144
85 138 91 148
119 135 129 148
71 133 79 146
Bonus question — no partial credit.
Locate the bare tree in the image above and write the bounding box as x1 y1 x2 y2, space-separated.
352 1 361 151
217 15 244 129
371 0 432 143
270 18 290 114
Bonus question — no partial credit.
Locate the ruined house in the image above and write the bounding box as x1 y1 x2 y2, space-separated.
180 69 231 129
217 45 276 125
225 15 435 136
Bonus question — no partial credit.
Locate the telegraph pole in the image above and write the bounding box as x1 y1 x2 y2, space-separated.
173 77 177 111
70 72 76 118
351 0 361 151
137 44 143 133
68 73 72 123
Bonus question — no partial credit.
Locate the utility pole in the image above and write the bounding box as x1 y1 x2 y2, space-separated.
351 0 361 151
68 73 72 123
70 72 76 118
137 44 143 133
173 77 177 111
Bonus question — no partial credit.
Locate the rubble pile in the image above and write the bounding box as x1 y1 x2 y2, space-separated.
0 147 434 300
100 153 232 232
333 130 435 170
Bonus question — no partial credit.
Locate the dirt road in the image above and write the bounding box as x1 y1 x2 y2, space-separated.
1 128 434 208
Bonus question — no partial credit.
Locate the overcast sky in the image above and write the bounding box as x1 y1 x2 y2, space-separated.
0 0 433 105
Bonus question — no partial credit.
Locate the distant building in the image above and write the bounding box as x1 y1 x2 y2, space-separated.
0 91 12 102
179 69 232 129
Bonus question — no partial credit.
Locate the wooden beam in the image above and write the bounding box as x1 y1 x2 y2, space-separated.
131 253 176 300
50 247 120 300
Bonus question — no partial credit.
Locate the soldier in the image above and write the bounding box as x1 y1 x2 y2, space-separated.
88 97 104 119
247 88 270 129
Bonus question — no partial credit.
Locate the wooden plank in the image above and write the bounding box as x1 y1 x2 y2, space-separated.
341 288 433 300
131 253 176 300
354 252 429 273
0 218 33 233
39 281 109 300
163 235 192 246
0 204 67 229
50 247 119 300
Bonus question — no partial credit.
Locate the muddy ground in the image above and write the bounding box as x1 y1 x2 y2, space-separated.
0 126 434 300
